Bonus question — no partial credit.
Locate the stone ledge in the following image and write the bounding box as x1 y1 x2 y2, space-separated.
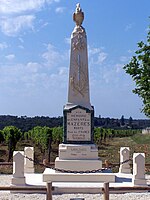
43 168 116 183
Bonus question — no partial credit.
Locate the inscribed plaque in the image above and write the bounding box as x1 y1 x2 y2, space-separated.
66 108 91 141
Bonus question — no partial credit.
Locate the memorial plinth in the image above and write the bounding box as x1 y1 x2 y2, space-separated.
43 3 115 183
63 106 94 144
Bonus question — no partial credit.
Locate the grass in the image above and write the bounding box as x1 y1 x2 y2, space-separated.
0 133 150 174
96 133 150 173
132 133 150 144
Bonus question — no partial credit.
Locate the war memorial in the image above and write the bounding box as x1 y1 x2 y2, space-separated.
43 3 115 183
2 3 148 199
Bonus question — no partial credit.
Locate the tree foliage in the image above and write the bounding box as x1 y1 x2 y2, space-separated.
28 126 62 162
0 115 150 131
0 130 4 143
124 25 150 117
94 127 139 145
3 126 22 161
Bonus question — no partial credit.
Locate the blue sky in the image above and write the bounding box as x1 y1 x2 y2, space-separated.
0 0 149 119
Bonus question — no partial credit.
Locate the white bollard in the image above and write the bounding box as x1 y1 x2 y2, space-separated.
11 151 26 185
132 153 147 186
119 147 131 174
24 147 34 173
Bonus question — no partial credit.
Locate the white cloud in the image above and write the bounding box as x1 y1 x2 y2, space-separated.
5 54 15 60
18 37 25 49
18 45 25 49
41 22 49 28
64 37 71 45
42 43 68 67
102 72 110 84
0 42 68 96
19 37 24 43
48 67 68 89
88 46 107 65
58 67 68 76
26 62 42 73
88 45 129 87
0 42 8 50
0 62 42 91
125 23 133 31
0 0 60 36
96 52 107 64
127 49 133 54
0 15 35 36
0 0 58 15
89 47 101 55
0 62 67 96
55 7 66 14
120 56 129 62
115 63 123 73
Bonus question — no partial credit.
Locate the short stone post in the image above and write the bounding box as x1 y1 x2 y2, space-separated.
11 151 26 185
119 147 131 173
132 153 147 186
24 147 34 173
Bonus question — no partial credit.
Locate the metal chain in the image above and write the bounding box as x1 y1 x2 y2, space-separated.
24 155 104 173
24 155 133 174
120 158 133 165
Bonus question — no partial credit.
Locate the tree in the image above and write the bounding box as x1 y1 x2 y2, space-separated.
3 126 22 161
29 126 53 162
123 25 150 117
45 128 53 163
52 127 63 144
120 115 125 126
0 130 4 143
129 116 133 128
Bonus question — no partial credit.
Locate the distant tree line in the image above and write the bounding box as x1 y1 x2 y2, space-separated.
0 115 150 132
94 115 150 129
0 115 62 132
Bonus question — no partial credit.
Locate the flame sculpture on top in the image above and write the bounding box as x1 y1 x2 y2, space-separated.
73 3 84 27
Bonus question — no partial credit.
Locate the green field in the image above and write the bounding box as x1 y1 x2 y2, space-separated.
0 129 150 174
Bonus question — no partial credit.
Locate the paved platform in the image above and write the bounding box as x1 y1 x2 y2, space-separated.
24 173 150 194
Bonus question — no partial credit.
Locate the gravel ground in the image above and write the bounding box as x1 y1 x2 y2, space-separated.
0 175 150 200
0 193 150 200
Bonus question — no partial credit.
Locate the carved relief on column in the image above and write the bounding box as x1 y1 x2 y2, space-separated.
70 27 89 98
70 58 88 98
72 31 86 51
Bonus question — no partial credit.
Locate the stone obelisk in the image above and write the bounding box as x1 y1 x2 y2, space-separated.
63 3 94 144
67 3 91 110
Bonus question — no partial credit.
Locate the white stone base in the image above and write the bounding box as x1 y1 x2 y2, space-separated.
11 176 26 185
24 167 34 173
55 157 102 171
119 166 131 174
43 168 116 183
132 178 147 186
58 144 99 160
55 143 102 172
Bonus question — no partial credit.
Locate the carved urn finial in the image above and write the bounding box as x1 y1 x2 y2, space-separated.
73 3 84 27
